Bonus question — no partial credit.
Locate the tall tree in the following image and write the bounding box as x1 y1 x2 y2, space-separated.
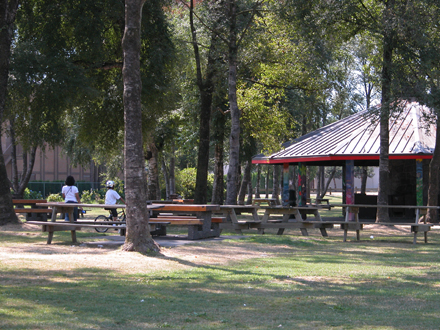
0 0 19 225
121 0 159 253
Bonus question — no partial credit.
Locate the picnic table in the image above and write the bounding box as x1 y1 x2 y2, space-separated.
333 204 437 243
215 205 261 234
151 204 221 239
252 198 278 206
257 206 331 236
29 203 162 244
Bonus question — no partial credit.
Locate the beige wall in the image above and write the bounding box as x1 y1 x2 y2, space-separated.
2 133 100 183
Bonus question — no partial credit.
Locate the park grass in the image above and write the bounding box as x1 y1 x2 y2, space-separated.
1 222 440 329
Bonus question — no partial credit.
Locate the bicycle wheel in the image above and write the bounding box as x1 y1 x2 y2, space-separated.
94 215 110 233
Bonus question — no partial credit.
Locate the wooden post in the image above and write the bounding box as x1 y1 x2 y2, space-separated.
416 159 423 206
346 160 355 221
282 163 289 206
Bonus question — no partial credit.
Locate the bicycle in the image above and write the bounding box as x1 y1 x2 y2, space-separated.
94 209 126 233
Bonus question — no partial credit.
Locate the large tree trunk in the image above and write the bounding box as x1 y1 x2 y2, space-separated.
426 116 440 223
122 0 159 253
225 0 240 205
0 0 19 225
376 0 394 223
191 0 217 204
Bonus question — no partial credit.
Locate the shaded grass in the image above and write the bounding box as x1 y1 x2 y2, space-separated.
1 226 440 329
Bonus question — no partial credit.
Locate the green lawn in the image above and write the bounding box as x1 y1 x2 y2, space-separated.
1 217 439 329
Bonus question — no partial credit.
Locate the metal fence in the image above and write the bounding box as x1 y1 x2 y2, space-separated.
27 182 102 197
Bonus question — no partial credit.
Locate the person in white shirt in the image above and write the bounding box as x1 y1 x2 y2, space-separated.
105 180 125 221
61 175 82 222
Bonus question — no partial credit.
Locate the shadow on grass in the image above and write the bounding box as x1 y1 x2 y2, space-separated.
2 258 440 330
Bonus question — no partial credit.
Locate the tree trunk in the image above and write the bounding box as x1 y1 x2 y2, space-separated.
320 167 336 199
9 120 38 198
316 167 322 201
360 166 368 195
273 165 280 205
191 0 217 204
265 165 269 198
161 157 169 200
147 142 160 201
225 0 240 205
427 116 440 223
238 160 251 205
121 0 159 253
376 1 394 223
255 164 261 198
169 142 175 196
246 181 252 205
0 0 19 225
211 106 226 205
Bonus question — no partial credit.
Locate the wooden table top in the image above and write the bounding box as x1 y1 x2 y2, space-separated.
151 204 220 212
333 204 440 209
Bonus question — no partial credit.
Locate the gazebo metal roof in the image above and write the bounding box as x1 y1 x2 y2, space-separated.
253 100 436 166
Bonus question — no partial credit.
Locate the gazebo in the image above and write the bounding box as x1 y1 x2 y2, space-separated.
252 100 437 216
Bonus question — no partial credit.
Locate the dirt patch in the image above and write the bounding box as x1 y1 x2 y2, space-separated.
0 224 281 275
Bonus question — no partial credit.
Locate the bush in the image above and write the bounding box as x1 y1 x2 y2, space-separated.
47 193 63 202
23 188 43 200
175 168 213 200
80 189 102 204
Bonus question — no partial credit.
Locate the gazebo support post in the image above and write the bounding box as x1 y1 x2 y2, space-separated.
282 163 289 206
345 160 355 221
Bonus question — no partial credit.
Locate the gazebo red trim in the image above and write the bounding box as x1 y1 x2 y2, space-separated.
252 154 433 164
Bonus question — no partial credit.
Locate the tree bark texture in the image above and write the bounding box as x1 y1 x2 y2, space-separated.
255 164 261 198
169 142 175 196
427 117 440 223
0 0 19 225
9 119 38 198
272 165 280 205
161 158 170 200
361 167 368 195
238 160 251 205
190 0 217 204
122 0 159 253
376 0 394 223
147 142 160 201
226 0 240 205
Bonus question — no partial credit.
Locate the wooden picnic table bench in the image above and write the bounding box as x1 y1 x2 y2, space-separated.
214 205 261 234
257 206 330 236
151 204 221 239
331 204 437 244
13 199 53 221
29 203 164 244
252 198 278 206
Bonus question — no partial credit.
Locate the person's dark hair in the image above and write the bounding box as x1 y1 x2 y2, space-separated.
65 175 75 186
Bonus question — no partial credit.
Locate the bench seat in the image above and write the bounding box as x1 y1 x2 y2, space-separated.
15 208 53 214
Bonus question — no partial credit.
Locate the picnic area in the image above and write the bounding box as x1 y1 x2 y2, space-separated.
2 197 440 330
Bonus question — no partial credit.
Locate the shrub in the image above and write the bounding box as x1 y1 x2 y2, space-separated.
23 188 43 199
47 193 63 202
175 168 213 200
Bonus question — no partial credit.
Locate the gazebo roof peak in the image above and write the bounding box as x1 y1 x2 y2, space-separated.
253 100 436 166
